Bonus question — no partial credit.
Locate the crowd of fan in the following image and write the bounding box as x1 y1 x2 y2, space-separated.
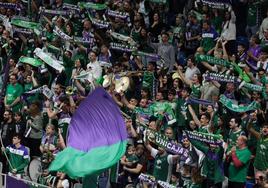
0 0 268 187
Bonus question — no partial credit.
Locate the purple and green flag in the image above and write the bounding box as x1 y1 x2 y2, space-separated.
49 87 127 178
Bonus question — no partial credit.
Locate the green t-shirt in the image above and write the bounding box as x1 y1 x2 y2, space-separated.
226 129 245 153
191 84 201 99
151 148 172 182
229 147 251 183
6 83 23 112
190 139 224 184
254 136 268 171
175 98 190 128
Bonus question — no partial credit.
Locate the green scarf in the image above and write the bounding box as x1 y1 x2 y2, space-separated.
11 18 40 30
149 0 167 3
242 82 264 92
78 2 107 10
184 130 223 146
19 57 43 67
219 95 260 112
195 54 231 68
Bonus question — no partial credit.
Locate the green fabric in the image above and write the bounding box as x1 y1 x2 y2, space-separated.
211 17 223 33
149 0 167 3
5 146 29 174
228 147 251 183
19 57 43 67
11 19 40 30
142 71 155 98
247 5 257 27
219 95 260 113
195 54 231 67
226 129 244 153
49 140 127 178
149 101 176 125
78 2 107 10
200 35 216 53
175 98 190 128
134 106 153 125
63 0 79 5
82 174 99 188
153 154 169 181
24 83 39 103
254 137 268 171
190 139 224 184
5 83 23 112
231 62 251 83
191 84 201 99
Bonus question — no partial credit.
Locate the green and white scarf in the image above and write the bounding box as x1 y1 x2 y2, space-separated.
219 94 260 113
34 48 64 72
53 26 72 41
184 130 223 146
11 18 40 30
195 54 231 68
149 0 167 4
19 56 43 67
88 13 110 29
109 31 136 46
240 81 264 92
78 2 107 10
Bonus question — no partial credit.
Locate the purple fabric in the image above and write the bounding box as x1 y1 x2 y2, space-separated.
67 87 127 152
6 175 29 188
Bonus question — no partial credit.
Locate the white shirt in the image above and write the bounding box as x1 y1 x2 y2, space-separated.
221 11 236 41
185 66 200 80
87 61 102 80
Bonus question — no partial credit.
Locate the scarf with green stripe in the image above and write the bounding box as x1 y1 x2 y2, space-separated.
195 54 231 67
219 95 260 112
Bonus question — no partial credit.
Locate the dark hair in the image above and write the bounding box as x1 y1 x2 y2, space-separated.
203 20 211 26
13 133 22 140
230 117 241 125
202 112 211 122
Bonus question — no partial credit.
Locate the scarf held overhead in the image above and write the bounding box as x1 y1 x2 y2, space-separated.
184 130 223 146
219 95 260 112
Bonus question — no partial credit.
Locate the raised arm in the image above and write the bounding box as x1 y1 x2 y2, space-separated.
175 65 192 87
187 104 201 127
